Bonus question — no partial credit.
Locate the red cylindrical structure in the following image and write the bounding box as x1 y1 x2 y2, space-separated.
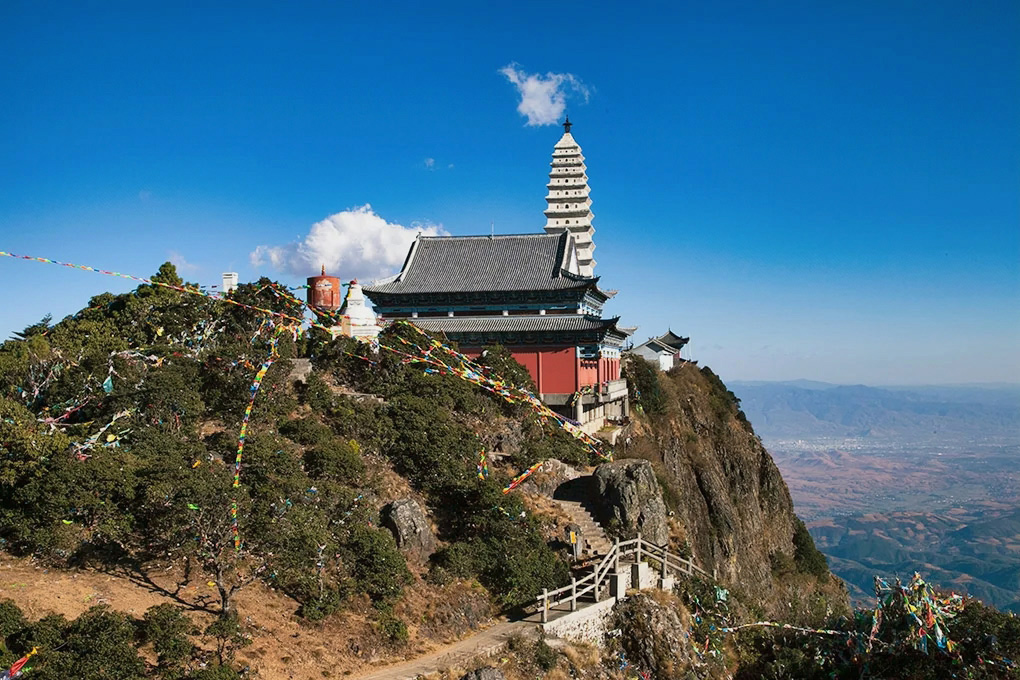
306 267 342 310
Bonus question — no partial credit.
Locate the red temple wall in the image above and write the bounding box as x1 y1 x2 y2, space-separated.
460 347 621 393
460 345 577 394
578 359 599 389
532 347 577 394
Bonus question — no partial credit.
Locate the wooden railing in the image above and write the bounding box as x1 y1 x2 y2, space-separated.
536 533 709 622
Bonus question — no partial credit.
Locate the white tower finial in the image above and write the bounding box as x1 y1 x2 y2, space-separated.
543 118 596 276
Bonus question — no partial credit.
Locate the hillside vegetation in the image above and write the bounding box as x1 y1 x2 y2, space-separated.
0 263 1017 679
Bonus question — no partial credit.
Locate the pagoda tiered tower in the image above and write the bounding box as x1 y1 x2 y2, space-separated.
543 117 596 277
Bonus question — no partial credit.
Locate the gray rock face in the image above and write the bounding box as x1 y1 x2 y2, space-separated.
594 459 670 546
381 498 435 561
459 668 506 680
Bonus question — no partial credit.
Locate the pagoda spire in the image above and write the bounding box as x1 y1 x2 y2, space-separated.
543 118 596 276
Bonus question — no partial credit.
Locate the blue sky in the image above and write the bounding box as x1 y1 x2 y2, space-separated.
1 1 1017 384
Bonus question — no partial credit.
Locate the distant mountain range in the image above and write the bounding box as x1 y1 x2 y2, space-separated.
810 508 1020 613
729 381 1020 443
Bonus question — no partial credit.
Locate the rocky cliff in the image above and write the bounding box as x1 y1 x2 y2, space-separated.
623 360 848 617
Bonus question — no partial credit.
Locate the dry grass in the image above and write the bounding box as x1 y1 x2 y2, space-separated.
0 551 502 680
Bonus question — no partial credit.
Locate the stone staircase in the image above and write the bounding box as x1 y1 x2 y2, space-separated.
553 497 612 557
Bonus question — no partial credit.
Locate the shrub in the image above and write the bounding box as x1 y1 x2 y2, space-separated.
792 519 828 577
700 366 749 426
533 637 558 670
204 614 251 665
301 372 335 411
143 604 195 669
341 525 412 606
298 589 344 622
31 605 146 680
186 665 242 680
279 417 333 446
303 439 364 482
377 612 409 645
515 419 591 468
476 344 536 392
0 598 26 641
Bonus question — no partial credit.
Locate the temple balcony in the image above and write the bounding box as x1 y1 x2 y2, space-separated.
600 378 628 402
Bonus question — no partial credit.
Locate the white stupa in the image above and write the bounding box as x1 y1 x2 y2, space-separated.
543 117 596 277
339 280 381 341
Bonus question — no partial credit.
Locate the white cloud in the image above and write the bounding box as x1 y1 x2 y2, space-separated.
424 157 436 170
168 250 199 272
499 63 591 126
250 204 446 282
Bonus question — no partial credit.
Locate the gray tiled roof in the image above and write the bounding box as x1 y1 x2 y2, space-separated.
410 314 620 334
633 338 678 355
365 233 596 295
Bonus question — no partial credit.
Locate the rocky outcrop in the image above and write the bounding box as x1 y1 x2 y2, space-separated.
593 459 670 546
459 668 506 680
381 498 435 562
612 593 696 675
522 458 581 496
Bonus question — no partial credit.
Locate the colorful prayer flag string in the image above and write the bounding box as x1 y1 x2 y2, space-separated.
231 322 294 550
477 449 489 480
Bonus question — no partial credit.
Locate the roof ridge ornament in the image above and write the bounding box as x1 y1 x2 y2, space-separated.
563 115 572 134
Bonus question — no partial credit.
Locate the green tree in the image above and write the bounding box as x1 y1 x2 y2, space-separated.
623 356 667 415
0 397 73 554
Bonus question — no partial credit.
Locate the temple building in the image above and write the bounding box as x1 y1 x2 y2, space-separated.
630 331 691 371
364 121 632 430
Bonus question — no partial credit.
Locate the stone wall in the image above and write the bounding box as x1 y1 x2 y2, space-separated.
542 598 616 646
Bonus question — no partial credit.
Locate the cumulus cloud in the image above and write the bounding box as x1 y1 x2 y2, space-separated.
499 63 591 126
250 204 446 282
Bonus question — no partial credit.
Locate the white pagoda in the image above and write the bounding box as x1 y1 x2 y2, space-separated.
338 280 381 341
543 117 596 277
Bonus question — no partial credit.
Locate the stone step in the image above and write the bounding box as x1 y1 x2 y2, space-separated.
551 493 613 559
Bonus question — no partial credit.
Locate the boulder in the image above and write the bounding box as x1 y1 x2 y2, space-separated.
522 458 582 496
459 668 506 680
381 498 435 562
594 460 669 546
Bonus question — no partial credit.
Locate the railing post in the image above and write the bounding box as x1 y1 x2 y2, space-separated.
614 540 620 572
571 577 577 611
661 549 668 579
541 588 548 623
636 532 642 563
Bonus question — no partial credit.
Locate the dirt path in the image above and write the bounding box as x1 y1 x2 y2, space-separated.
352 619 536 680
